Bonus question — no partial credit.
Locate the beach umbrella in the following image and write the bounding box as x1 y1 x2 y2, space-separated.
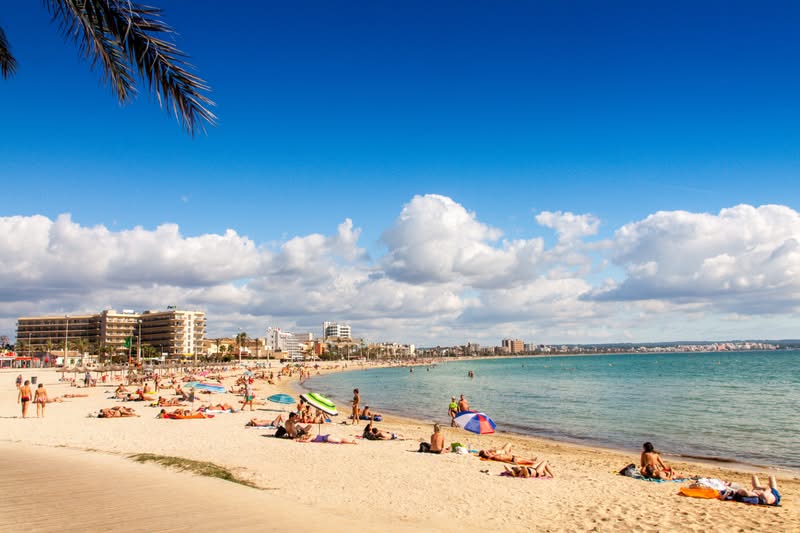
300 392 338 416
267 393 295 405
184 381 226 394
454 411 496 435
300 392 338 435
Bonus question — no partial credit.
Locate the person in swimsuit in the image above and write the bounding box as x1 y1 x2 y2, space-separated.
640 442 675 480
419 423 446 453
478 443 536 465
503 460 555 478
732 475 781 506
18 380 32 418
351 388 360 425
297 433 357 444
448 396 458 427
241 382 255 411
33 383 49 417
15 374 22 389
457 394 469 413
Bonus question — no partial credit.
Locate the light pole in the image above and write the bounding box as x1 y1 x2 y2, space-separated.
137 319 142 365
238 328 243 366
63 315 69 367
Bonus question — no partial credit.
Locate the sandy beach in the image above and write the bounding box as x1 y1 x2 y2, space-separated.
1 365 797 532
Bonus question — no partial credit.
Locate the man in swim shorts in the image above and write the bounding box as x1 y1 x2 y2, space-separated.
732 475 781 506
17 380 32 418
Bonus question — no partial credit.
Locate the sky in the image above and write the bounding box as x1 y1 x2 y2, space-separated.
1 1 799 346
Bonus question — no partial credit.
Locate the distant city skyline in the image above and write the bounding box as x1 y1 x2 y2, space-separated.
1 2 799 345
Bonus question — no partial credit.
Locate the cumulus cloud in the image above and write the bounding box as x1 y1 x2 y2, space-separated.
588 204 800 314
535 211 600 242
1 200 798 345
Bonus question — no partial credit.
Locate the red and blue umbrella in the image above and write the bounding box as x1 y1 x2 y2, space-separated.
454 410 496 435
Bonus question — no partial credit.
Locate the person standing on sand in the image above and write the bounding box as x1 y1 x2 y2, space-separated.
18 380 32 418
457 394 469 413
448 396 458 427
34 383 49 417
15 374 22 389
242 382 255 411
351 388 360 425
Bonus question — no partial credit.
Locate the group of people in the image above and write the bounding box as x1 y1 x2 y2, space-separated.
16 376 49 418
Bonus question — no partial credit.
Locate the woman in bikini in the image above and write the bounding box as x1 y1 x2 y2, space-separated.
34 383 49 417
17 380 33 418
351 388 360 425
504 460 554 478
478 443 536 465
640 442 675 480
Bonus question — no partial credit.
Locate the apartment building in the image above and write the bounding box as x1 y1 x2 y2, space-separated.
139 309 206 358
501 338 525 354
323 321 351 340
16 308 205 360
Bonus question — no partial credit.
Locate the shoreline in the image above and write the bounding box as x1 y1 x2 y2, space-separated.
293 359 800 476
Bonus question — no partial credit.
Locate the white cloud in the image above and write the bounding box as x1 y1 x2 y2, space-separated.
1 200 798 345
535 211 600 242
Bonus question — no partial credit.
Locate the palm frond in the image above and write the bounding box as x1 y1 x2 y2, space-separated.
45 0 216 135
0 26 18 78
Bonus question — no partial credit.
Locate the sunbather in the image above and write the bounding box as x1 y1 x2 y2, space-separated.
478 444 536 465
99 406 137 418
246 414 284 427
640 442 675 480
297 433 357 444
368 427 404 440
285 412 312 438
503 460 554 478
729 475 781 506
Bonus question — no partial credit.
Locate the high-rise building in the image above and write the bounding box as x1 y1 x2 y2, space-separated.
501 338 524 354
139 309 206 358
323 321 351 340
266 327 301 358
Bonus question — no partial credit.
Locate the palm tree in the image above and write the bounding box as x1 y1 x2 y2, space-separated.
236 332 248 360
0 1 215 135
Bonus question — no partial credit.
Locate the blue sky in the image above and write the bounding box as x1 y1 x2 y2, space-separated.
1 1 799 345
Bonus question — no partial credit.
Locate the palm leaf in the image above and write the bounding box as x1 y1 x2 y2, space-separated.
44 0 216 135
0 26 17 78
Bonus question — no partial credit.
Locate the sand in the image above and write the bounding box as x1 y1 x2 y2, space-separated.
0 366 797 532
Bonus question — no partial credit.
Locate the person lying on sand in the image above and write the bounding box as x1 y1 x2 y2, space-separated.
478 443 536 465
640 442 675 480
296 433 357 444
156 397 185 407
368 427 404 440
62 393 88 398
199 403 235 412
361 406 382 419
728 475 781 506
503 461 554 478
99 406 137 418
246 414 284 427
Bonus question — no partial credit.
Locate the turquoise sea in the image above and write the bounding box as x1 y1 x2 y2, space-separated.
304 350 800 470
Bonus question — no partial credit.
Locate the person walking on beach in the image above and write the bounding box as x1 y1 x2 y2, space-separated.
457 394 469 413
351 388 361 425
448 396 458 427
15 374 22 389
34 383 49 417
84 371 91 388
242 382 255 411
18 380 32 418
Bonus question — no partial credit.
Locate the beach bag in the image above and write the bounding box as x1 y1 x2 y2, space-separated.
418 442 431 453
450 442 463 452
619 463 637 477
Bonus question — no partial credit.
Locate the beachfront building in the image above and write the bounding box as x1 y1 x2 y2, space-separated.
501 338 525 354
16 308 206 364
266 327 301 359
139 309 206 359
323 321 351 340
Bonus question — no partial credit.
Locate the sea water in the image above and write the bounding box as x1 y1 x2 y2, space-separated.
304 350 800 470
